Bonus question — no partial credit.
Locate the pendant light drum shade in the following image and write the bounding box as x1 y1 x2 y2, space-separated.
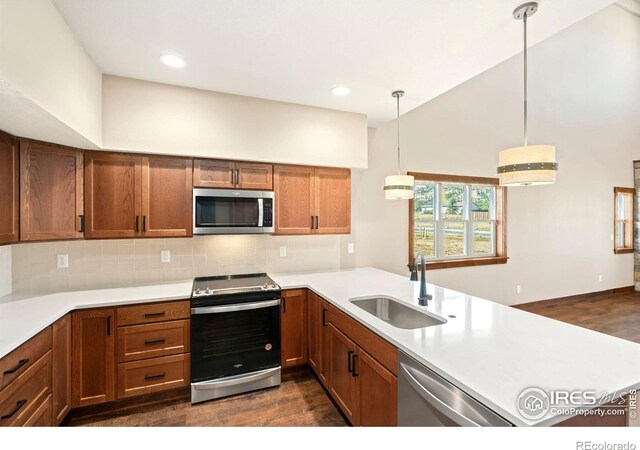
384 90 414 199
385 174 415 199
498 145 557 186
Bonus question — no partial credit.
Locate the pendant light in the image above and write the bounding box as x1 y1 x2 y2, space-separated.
385 90 414 199
498 2 557 186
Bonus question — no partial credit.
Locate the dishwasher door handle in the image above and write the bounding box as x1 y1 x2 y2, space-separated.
400 363 482 427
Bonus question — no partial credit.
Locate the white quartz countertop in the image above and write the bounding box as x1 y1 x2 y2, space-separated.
1 267 639 427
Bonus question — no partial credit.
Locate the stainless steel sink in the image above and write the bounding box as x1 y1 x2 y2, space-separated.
350 296 446 330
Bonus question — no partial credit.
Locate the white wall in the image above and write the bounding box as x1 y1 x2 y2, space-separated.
350 5 640 305
102 76 368 168
0 246 11 297
0 0 102 147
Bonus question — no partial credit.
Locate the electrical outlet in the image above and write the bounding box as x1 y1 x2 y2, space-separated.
279 246 287 257
347 243 355 254
161 250 171 263
57 254 68 269
516 285 521 294
598 274 603 282
610 234 614 242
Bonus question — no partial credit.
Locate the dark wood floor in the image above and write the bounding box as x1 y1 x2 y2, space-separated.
514 290 640 344
64 367 347 427
66 290 640 427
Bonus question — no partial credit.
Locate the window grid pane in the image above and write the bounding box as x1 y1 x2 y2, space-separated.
413 180 498 261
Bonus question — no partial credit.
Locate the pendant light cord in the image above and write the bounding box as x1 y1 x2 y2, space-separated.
396 94 401 175
523 11 528 147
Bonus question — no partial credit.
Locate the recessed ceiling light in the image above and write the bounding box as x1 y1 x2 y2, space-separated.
161 54 186 68
331 86 350 96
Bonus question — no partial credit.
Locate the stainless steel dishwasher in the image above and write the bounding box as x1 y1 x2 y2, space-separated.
398 351 513 426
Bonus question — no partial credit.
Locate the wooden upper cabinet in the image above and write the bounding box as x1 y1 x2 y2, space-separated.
19 140 83 241
274 165 316 234
84 152 141 239
274 165 351 235
193 159 235 189
0 131 19 245
52 314 71 425
315 168 351 234
235 162 273 190
280 289 308 368
72 308 115 407
141 156 193 237
194 159 273 190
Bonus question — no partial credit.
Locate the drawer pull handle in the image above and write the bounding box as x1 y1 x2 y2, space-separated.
321 308 328 327
3 358 29 375
347 350 354 374
352 354 359 377
144 312 166 318
144 338 166 346
1 399 27 420
145 372 166 381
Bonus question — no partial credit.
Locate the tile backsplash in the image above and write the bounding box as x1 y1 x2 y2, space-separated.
0 246 11 297
11 235 341 296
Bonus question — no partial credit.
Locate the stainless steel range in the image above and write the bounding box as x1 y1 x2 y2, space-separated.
190 273 282 404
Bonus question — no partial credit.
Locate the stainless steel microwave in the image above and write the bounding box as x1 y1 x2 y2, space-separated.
193 188 275 235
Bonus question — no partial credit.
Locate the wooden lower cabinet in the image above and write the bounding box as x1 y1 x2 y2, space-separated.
328 324 359 424
0 351 51 427
71 308 116 407
22 395 53 427
357 350 397 426
281 289 308 368
308 292 330 386
117 354 190 399
52 314 71 425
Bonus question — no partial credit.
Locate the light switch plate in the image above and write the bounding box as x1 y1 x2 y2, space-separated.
161 250 171 263
57 254 69 269
279 246 287 257
347 243 354 254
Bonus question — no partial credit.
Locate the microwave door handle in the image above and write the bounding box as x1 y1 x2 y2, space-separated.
258 198 264 227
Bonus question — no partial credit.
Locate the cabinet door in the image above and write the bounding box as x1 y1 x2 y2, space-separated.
72 309 115 407
20 140 84 241
328 324 359 424
0 131 19 245
85 152 141 238
52 315 71 425
236 162 273 190
315 167 351 234
274 165 315 234
280 289 308 368
318 299 331 387
307 291 321 375
141 156 193 237
357 349 397 426
193 159 235 188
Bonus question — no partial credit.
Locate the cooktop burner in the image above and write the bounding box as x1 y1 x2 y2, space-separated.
191 273 280 298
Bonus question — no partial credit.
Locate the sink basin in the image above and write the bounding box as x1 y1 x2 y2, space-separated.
350 296 446 330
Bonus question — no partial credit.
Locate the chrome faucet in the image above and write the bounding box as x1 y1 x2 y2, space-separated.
410 251 432 306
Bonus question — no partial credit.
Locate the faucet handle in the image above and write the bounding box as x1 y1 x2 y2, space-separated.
410 260 418 281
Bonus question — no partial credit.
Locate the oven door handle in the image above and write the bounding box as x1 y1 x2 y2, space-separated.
191 299 280 314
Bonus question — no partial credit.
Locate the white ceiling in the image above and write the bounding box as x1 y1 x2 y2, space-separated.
51 0 615 126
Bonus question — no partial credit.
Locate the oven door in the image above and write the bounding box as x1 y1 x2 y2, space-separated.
193 188 274 234
190 298 281 383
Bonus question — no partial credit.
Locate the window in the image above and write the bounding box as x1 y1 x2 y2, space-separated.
614 187 634 254
409 173 507 269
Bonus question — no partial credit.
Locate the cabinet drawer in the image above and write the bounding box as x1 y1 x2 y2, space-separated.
0 351 51 427
0 328 51 392
22 394 52 427
116 300 190 326
328 305 397 375
117 354 190 399
117 320 190 362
